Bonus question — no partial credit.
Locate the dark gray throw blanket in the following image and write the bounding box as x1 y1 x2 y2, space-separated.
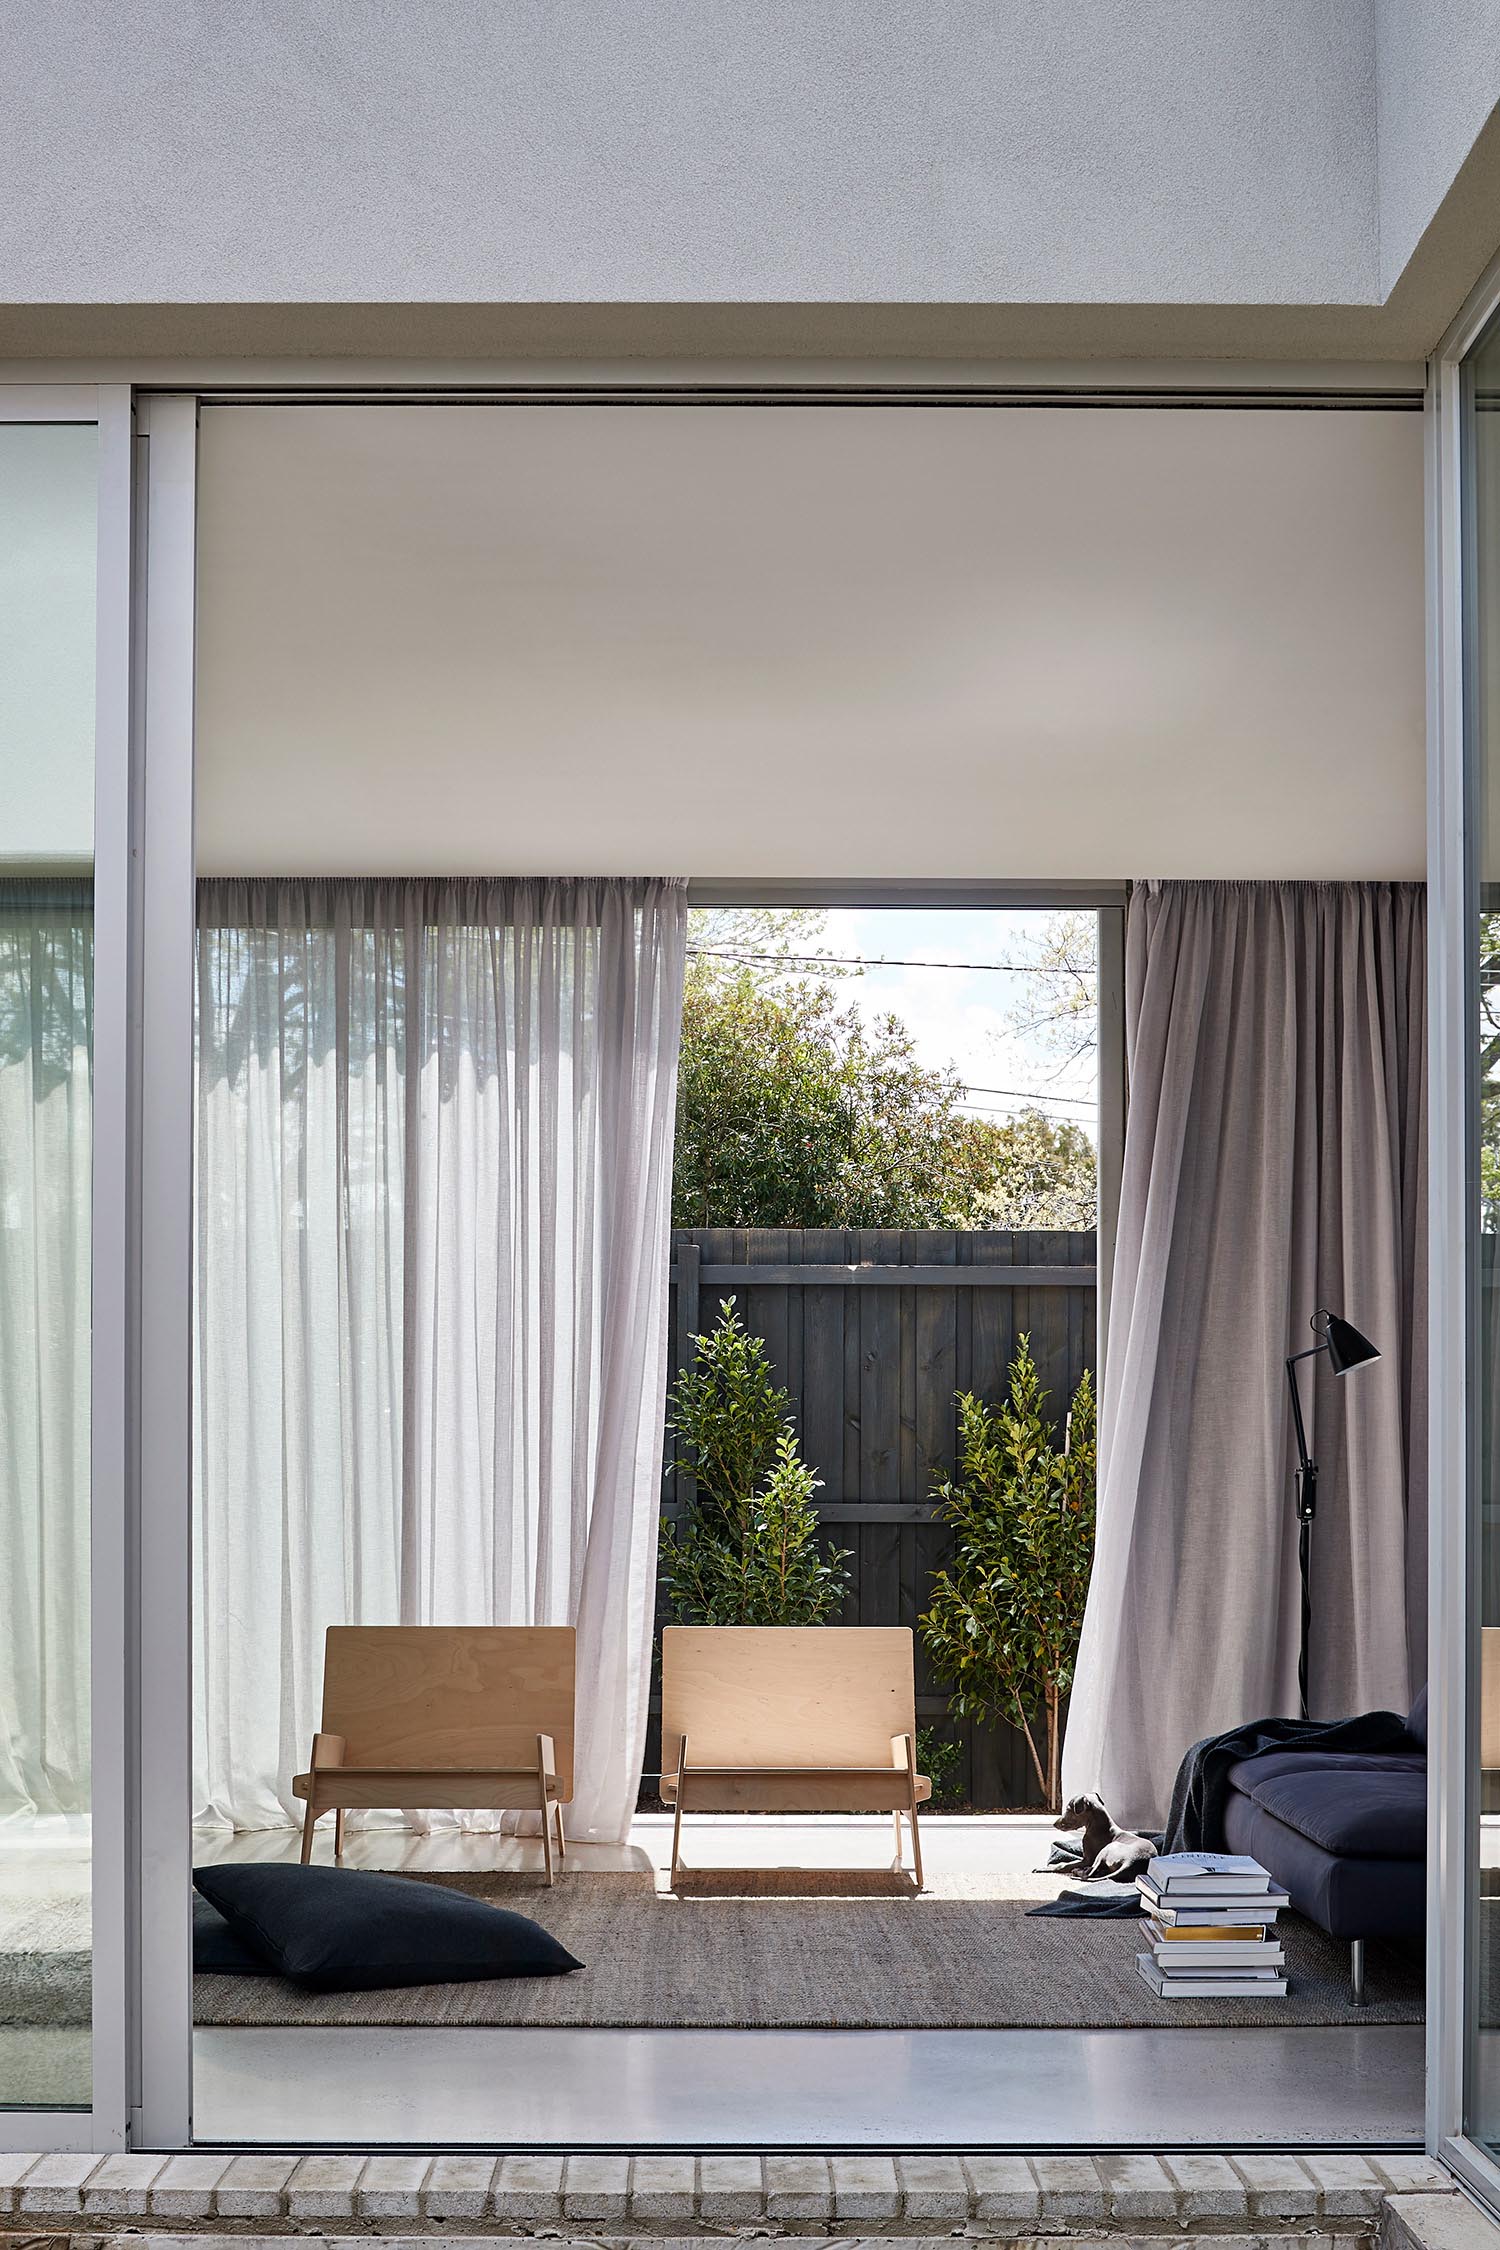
1028 1707 1414 1918
1029 1888 1142 1918
1161 1708 1412 1855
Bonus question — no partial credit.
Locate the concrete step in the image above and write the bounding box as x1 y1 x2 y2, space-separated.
1383 2189 1500 2250
53 2235 1441 2250
0 2151 1458 2237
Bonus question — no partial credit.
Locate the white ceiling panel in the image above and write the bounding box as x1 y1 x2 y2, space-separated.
194 403 1425 879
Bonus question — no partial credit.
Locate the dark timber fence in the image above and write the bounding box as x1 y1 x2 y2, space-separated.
646 1226 1097 1810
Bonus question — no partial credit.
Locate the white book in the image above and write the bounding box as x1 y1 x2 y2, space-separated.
1137 1953 1288 1999
1141 1894 1286 1927
1149 1939 1286 1968
1138 1878 1289 1916
1146 1853 1273 1894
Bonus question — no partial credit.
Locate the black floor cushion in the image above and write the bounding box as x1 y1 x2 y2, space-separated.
192 1863 583 1992
194 1891 280 1975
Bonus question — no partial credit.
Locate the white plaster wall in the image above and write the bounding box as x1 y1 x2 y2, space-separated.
193 403 1425 881
0 0 1378 307
1375 0 1500 296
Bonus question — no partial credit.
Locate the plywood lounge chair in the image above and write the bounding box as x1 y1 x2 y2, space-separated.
292 1625 575 1884
660 1625 931 1888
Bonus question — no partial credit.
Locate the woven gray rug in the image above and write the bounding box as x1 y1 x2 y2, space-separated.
192 1868 1422 2030
0 1894 90 2028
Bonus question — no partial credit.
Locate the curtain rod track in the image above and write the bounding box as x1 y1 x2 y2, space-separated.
172 386 1424 411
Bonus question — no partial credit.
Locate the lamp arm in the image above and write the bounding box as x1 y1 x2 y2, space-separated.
1284 1344 1324 1473
1285 1343 1327 1528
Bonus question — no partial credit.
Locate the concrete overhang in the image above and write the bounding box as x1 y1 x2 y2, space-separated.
3 2 1500 366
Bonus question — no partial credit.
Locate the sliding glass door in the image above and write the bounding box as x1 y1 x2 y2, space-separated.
0 421 97 2111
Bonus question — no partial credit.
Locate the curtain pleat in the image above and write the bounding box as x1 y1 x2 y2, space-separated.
1062 880 1427 1829
0 881 93 1821
194 876 687 1842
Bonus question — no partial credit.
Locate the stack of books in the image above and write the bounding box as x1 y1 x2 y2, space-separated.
1135 1851 1290 1998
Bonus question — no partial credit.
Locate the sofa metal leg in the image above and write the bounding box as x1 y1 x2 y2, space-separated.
1350 1938 1367 2006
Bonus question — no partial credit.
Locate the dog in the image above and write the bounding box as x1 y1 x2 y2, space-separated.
1054 1791 1155 1884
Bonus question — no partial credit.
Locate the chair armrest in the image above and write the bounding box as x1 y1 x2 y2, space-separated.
310 1732 346 1770
891 1732 914 1770
536 1732 558 1781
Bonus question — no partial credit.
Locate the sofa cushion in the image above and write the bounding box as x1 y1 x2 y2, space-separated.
1228 1747 1426 1794
1222 1791 1425 1940
193 1863 583 1992
1239 1766 1425 1862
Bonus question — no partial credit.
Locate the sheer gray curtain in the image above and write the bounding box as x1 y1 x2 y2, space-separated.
195 877 687 1842
0 882 92 1821
1063 881 1426 1829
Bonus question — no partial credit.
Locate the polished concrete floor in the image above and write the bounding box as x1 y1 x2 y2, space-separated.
193 2020 1424 2148
186 1814 1425 2148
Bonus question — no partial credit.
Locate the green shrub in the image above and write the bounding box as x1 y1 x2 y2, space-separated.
916 1725 965 1807
660 1300 851 1626
920 1337 1096 1809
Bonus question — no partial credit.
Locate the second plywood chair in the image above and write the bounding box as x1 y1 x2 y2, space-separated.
660 1624 931 1888
292 1624 575 1884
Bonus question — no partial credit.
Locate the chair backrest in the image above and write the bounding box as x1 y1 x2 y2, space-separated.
661 1626 916 1774
1483 1629 1500 1770
320 1626 575 1795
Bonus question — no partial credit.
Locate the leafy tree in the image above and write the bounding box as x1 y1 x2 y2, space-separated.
920 1340 1097 1808
1003 909 1099 1070
674 967 960 1227
660 1300 851 1625
687 904 853 988
946 1108 1097 1230
673 965 1095 1229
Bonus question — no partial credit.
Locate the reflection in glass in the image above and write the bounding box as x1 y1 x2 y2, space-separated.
0 424 96 2108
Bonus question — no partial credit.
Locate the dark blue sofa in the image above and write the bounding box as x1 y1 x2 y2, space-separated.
1220 1686 1426 2003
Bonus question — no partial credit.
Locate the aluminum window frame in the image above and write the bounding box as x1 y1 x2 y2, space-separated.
126 376 1432 2154
0 381 133 2154
1 366 1438 2153
1426 241 1500 2207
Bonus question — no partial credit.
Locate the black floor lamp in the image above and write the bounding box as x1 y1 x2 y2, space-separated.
1285 1308 1380 1721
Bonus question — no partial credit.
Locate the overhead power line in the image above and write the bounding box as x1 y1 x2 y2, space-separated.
955 1104 1094 1125
688 945 1086 976
963 1082 1095 1109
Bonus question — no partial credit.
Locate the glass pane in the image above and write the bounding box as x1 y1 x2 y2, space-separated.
0 423 96 2108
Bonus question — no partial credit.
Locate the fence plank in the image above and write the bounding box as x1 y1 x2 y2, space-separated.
801 1226 848 1504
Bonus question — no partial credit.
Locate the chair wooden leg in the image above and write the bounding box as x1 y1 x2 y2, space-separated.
540 1789 555 1887
892 1809 904 1866
554 1799 567 1860
898 1733 924 1892
334 1808 346 1862
670 1734 688 1890
299 1792 319 1866
908 1797 925 1892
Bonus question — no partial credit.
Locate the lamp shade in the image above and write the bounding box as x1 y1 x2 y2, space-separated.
1323 1312 1379 1375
